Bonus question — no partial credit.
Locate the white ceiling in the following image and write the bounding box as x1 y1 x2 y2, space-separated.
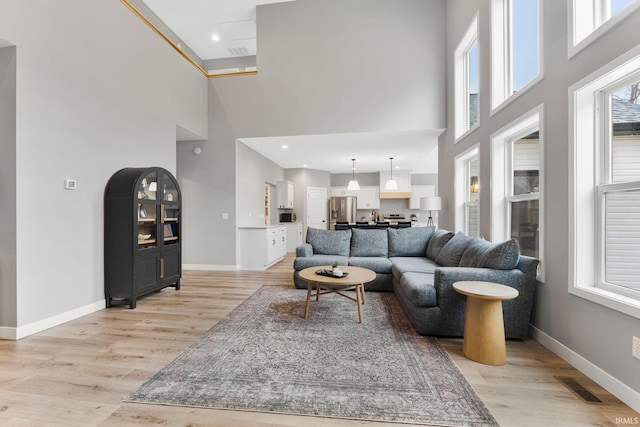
143 0 442 175
142 0 296 60
240 129 442 174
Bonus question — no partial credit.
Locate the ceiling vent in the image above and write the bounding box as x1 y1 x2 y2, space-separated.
228 47 250 57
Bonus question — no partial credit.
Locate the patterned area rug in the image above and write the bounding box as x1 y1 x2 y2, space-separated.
126 286 497 426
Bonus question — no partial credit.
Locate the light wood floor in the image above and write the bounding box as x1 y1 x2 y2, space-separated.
1 254 638 426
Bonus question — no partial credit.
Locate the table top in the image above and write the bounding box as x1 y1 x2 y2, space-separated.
453 281 519 301
299 265 376 286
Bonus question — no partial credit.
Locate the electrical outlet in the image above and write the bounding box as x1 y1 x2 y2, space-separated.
633 336 640 360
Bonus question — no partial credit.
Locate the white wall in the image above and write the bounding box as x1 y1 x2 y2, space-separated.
441 0 640 410
178 0 447 268
0 0 207 337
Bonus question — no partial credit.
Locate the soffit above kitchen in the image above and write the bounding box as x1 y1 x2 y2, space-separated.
239 129 442 175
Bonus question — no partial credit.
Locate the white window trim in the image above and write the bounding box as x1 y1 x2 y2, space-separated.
455 13 480 142
455 144 480 233
568 43 640 320
491 0 544 114
569 0 640 58
491 104 545 282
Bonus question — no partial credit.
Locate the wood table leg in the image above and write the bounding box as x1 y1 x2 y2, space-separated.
355 284 363 323
462 296 507 365
304 281 313 319
359 283 366 305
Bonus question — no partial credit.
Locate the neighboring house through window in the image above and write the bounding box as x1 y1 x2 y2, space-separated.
491 105 544 280
570 45 640 319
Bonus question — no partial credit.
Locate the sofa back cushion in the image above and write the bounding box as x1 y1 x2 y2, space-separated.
350 228 388 257
306 227 352 257
459 237 521 270
388 227 435 257
434 232 472 267
426 229 455 260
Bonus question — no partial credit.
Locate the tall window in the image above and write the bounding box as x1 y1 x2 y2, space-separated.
491 0 541 110
455 15 479 139
455 145 480 236
571 0 640 55
466 156 480 237
491 106 544 278
570 46 640 318
598 80 640 296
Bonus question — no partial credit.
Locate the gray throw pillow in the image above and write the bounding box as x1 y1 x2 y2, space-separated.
459 237 521 270
350 228 388 257
306 227 352 257
458 238 491 268
435 232 472 267
388 227 435 257
482 238 520 270
426 229 455 260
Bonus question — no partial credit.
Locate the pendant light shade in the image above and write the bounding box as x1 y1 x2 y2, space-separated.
347 158 360 191
384 157 398 191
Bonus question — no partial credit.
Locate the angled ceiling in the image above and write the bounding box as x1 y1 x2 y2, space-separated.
142 0 296 60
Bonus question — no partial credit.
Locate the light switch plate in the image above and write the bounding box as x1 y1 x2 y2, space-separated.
64 179 77 190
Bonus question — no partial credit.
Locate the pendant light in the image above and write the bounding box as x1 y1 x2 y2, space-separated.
347 158 360 191
384 157 398 191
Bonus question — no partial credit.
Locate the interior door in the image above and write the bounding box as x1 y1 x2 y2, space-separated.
307 187 328 233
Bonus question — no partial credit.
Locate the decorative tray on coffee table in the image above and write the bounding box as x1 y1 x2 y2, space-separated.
315 269 349 278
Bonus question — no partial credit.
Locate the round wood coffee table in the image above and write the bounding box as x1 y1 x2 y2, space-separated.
299 265 376 323
453 281 519 365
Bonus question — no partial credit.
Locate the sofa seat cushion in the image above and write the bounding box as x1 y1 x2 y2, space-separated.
306 227 352 256
350 228 389 257
294 254 349 271
395 272 436 307
348 257 392 274
390 257 438 280
387 227 434 257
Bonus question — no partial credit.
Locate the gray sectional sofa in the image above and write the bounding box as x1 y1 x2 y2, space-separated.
293 226 539 339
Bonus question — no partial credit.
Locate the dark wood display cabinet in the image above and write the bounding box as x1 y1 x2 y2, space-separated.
104 167 181 308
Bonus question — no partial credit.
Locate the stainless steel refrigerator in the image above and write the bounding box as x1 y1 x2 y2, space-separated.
329 196 357 229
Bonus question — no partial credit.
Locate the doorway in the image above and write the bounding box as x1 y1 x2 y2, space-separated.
306 187 327 232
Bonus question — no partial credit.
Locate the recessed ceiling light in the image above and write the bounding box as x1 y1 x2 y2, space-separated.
282 145 288 149
211 33 220 42
303 164 308 168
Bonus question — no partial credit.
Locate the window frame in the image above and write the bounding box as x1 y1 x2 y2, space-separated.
569 0 640 58
569 44 640 319
455 14 480 141
491 0 544 114
455 145 481 235
491 105 545 281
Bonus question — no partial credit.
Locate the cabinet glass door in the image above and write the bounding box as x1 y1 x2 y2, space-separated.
137 172 157 248
161 172 179 245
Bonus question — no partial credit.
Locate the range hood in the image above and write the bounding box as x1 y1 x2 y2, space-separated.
379 170 412 199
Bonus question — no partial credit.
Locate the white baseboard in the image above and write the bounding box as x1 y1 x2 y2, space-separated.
182 264 239 271
531 325 640 413
0 299 105 341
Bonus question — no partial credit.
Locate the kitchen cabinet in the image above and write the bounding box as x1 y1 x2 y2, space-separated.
284 223 303 252
277 181 295 209
408 185 435 209
330 186 380 209
238 226 286 270
104 167 181 309
357 186 380 209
